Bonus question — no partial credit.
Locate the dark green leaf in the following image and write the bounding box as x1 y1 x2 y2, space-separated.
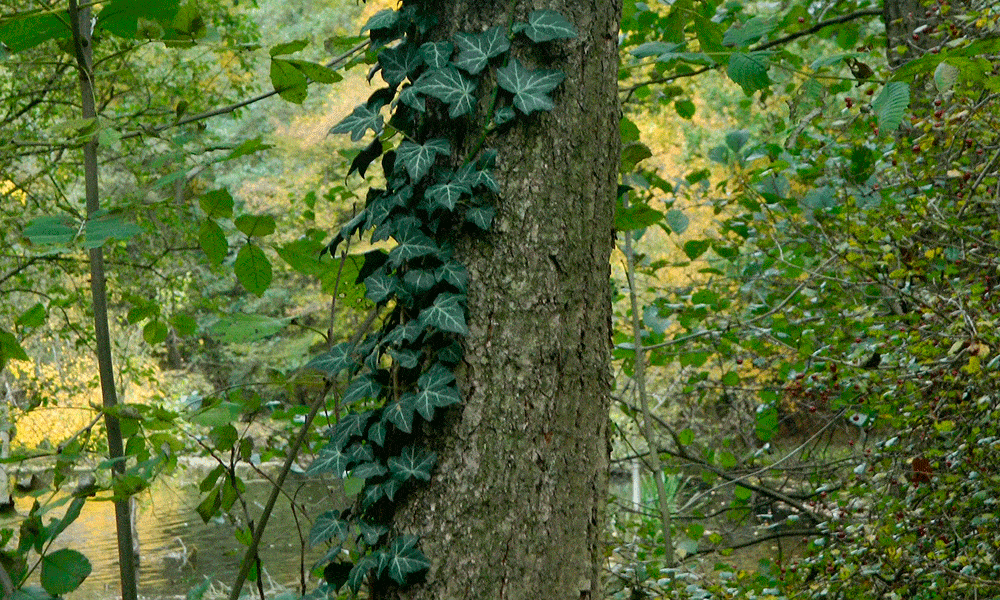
419 41 453 69
389 222 440 266
435 261 468 291
199 188 234 218
872 82 909 135
755 404 778 442
389 348 419 369
357 520 389 546
616 201 663 232
675 99 695 119
403 270 437 293
523 9 577 42
351 461 388 479
388 446 436 482
418 292 467 335
683 240 711 260
332 411 371 441
383 395 416 433
305 342 357 377
347 554 378 592
418 363 456 389
342 375 382 405
270 38 309 56
330 105 384 142
453 26 510 74
465 206 495 230
361 10 398 33
143 320 168 344
40 549 91 596
96 0 180 39
413 67 476 117
725 130 750 152
413 385 460 422
379 44 422 86
0 11 71 53
496 59 565 114
727 52 772 95
234 243 272 296
397 138 450 183
385 543 430 585
425 180 471 211
199 220 228 265
365 270 397 303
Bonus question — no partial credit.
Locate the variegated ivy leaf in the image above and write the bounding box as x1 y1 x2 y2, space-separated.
453 26 510 74
521 9 577 42
388 446 437 482
309 510 350 547
379 43 422 87
418 41 453 69
418 292 468 335
435 260 468 291
496 58 565 115
413 66 476 117
304 342 356 377
342 374 382 405
397 138 450 183
329 104 384 142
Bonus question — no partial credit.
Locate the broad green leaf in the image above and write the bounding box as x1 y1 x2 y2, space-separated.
522 9 577 42
235 243 272 296
496 59 565 114
143 320 168 344
40 549 91 595
286 59 342 83
725 130 750 152
0 11 71 53
678 428 694 446
22 216 75 246
683 240 711 260
269 58 308 103
615 201 663 231
413 67 476 117
234 214 276 237
305 343 357 377
199 188 234 218
722 16 775 48
388 446 436 482
418 292 468 335
342 375 382 405
453 26 510 74
755 404 778 442
225 137 273 161
380 44 422 86
418 41 452 69
16 303 46 329
934 61 959 92
198 220 228 265
270 38 309 56
397 139 450 183
666 209 689 235
630 41 681 59
310 511 349 547
727 52 772 95
620 142 653 174
413 385 460 422
83 213 142 248
872 82 909 135
330 105 384 142
0 329 28 371
96 0 179 38
208 314 290 344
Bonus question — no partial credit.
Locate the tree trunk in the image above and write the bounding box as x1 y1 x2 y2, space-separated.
388 2 621 599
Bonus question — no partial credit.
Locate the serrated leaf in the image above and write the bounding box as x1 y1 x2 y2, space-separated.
523 9 577 42
388 446 436 482
351 461 388 479
465 206 495 230
425 180 471 211
419 41 453 68
199 188 234 218
722 16 775 48
872 81 909 135
379 44 422 87
234 214 276 237
385 545 430 585
342 375 382 405
383 395 416 433
235 243 272 296
305 342 357 377
418 292 467 335
330 105 384 142
365 270 397 303
403 270 437 293
453 26 510 74
435 261 468 291
397 138 450 183
22 215 75 246
310 510 350 547
496 58 565 114
727 52 772 95
41 549 91 595
389 222 440 266
413 67 476 117
413 385 460 422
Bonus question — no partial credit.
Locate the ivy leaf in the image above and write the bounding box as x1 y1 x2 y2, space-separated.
413 67 476 117
425 180 471 211
389 348 419 369
397 139 450 183
330 105 384 142
347 554 378 592
367 420 386 446
388 446 437 482
418 292 468 335
453 26 510 74
357 520 389 546
349 138 383 178
305 342 357 377
496 58 565 114
418 362 456 389
435 261 468 291
383 395 416 433
437 340 463 364
351 461 388 479
379 44 422 87
361 9 398 33
308 444 352 476
342 375 383 405
309 510 350 547
403 270 437 293
235 243 272 296
385 541 431 585
389 222 440 267
727 52 772 95
399 85 425 112
365 270 397 304
331 411 371 440
494 106 515 126
413 384 461 422
419 41 453 69
465 206 495 230
872 82 910 135
522 10 577 42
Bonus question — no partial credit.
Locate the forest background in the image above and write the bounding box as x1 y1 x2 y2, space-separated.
1 0 999 599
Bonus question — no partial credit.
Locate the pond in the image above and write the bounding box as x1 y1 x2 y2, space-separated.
1 464 346 600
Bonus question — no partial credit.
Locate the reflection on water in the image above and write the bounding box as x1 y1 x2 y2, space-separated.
2 466 345 600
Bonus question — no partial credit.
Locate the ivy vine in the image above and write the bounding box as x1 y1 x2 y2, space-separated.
300 3 578 596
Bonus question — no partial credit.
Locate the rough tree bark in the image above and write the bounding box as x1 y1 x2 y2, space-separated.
387 2 622 599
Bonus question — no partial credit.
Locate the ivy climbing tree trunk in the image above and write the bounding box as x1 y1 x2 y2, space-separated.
386 2 621 599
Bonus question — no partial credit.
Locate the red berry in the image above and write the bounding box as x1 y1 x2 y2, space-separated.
798 16 805 23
